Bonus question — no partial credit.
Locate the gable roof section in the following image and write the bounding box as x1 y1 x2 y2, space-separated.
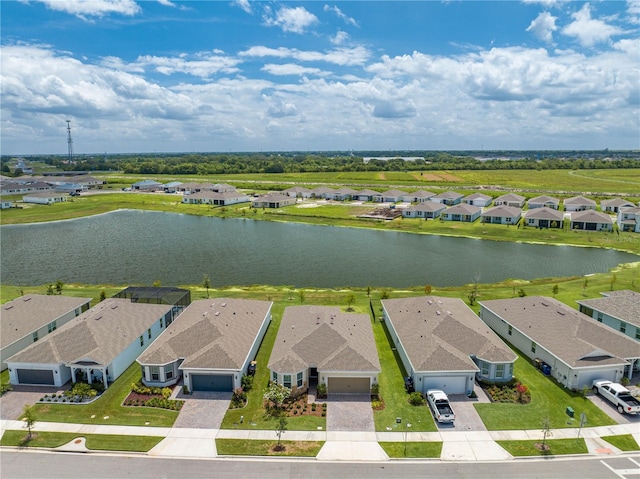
268 306 380 373
138 298 272 371
7 299 172 366
576 290 640 328
481 205 522 218
524 207 564 221
495 193 525 203
565 195 596 206
528 195 560 206
382 297 516 374
432 191 463 200
463 193 492 202
405 202 446 213
443 203 481 215
1 295 91 348
479 296 640 368
601 199 634 208
571 210 613 223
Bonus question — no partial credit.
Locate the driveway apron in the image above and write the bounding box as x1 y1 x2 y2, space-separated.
327 393 374 432
172 391 231 429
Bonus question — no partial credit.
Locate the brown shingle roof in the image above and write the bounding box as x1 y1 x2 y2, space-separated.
577 290 640 328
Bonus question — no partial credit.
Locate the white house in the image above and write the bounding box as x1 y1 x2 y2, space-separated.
577 290 640 343
138 298 273 392
380 189 406 203
182 191 250 206
494 193 525 208
430 191 464 205
441 203 481 222
268 306 381 394
401 190 435 203
570 210 613 231
601 199 635 213
1 200 13 209
402 202 446 219
481 205 522 225
524 207 565 229
355 189 383 202
382 297 516 395
23 191 67 205
528 195 560 210
332 187 358 201
252 192 296 208
462 193 492 207
310 186 335 199
6 298 176 389
617 207 640 233
131 180 163 191
282 186 312 199
1 295 91 371
564 195 596 212
479 296 640 389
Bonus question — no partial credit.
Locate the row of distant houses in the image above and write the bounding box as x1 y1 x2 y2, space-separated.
3 286 638 396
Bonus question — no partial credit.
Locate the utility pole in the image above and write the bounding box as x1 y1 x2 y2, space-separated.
66 120 74 163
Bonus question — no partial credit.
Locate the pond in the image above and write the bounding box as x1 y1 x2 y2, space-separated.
1 210 636 288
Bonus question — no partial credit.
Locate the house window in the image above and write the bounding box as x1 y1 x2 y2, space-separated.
160 317 164 328
619 323 626 334
635 329 640 341
496 364 505 379
597 312 603 322
283 374 292 388
32 331 38 342
508 325 512 336
140 335 144 347
531 341 536 353
148 328 152 339
48 321 57 333
297 371 303 388
164 364 174 380
272 371 278 383
481 362 489 376
150 366 160 381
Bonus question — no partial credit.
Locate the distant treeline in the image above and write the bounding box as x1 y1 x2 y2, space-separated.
5 150 640 175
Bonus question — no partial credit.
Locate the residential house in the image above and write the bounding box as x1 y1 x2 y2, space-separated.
252 192 296 208
564 195 596 212
2 181 52 195
22 191 67 205
113 286 191 313
494 193 525 208
601 199 635 213
137 298 273 391
382 297 516 395
402 202 446 219
1 200 13 209
441 204 481 222
523 207 565 229
430 191 464 206
528 195 560 210
6 298 176 389
212 183 237 193
462 193 492 207
163 181 183 193
577 290 640 343
177 183 214 194
401 190 436 203
182 191 250 206
380 189 406 203
570 210 613 231
332 187 358 201
481 205 522 225
355 189 383 202
131 180 162 191
268 306 381 394
310 186 335 199
282 186 312 199
54 183 86 194
479 296 640 389
1 295 91 371
617 207 640 233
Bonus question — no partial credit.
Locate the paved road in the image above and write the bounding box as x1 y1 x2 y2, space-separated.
2 451 639 479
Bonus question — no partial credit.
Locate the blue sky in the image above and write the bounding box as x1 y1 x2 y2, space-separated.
1 1 638 154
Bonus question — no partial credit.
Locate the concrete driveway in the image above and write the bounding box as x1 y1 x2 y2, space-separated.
0 385 66 420
172 391 231 429
588 393 640 426
327 393 374 432
433 391 489 432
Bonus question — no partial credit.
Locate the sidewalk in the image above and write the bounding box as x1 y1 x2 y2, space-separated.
2 418 638 461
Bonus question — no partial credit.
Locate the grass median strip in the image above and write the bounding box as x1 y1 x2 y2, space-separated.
601 434 640 451
0 430 162 452
496 438 588 456
379 441 442 458
216 438 324 456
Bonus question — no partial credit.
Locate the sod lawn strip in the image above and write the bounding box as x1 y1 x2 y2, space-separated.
379 441 442 458
216 438 324 456
0 430 162 452
497 438 588 456
601 434 640 451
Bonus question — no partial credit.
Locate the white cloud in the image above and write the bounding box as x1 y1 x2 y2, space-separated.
263 6 318 34
323 4 358 26
33 0 140 19
232 0 252 14
331 30 350 45
562 3 625 47
526 11 558 43
522 0 560 6
626 0 640 24
240 45 370 66
262 63 330 77
100 52 242 78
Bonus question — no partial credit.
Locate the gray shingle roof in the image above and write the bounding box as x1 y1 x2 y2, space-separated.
571 210 613 223
481 205 522 218
382 297 516 374
268 306 380 373
443 203 481 215
7 299 172 366
1 295 91 348
479 297 640 368
138 298 272 371
528 195 560 206
524 207 564 221
565 195 596 206
577 290 640 328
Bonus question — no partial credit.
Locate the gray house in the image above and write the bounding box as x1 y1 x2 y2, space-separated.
462 193 492 207
601 199 635 213
1 295 91 371
528 195 560 210
577 290 640 343
564 195 596 212
382 296 516 395
494 193 525 208
430 191 464 206
479 296 640 389
402 202 446 219
441 203 481 222
481 205 522 225
138 298 273 392
570 210 613 231
618 207 640 233
268 306 380 394
524 207 564 228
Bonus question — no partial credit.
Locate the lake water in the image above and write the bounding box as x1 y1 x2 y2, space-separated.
1 210 636 288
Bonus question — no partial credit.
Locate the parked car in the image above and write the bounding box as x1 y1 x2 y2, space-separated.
404 376 414 393
426 389 455 423
69 192 80 196
592 380 640 415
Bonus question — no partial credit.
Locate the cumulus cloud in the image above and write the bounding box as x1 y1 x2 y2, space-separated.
264 96 298 118
331 31 350 45
100 52 242 78
562 3 625 47
32 0 141 19
240 45 370 66
323 4 358 26
262 63 330 77
522 0 560 6
372 99 417 119
526 11 558 43
263 6 318 34
232 0 252 14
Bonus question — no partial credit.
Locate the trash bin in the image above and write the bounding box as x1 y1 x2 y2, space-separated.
566 406 574 418
541 364 551 376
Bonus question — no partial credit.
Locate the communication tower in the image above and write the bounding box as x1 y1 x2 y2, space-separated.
66 120 74 163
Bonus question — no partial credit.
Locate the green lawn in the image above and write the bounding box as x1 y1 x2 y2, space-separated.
497 438 588 456
474 345 617 430
601 434 640 451
379 441 442 458
30 362 178 426
216 438 324 456
0 430 162 452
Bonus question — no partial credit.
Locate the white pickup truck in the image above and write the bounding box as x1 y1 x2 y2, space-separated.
426 389 455 423
592 380 640 415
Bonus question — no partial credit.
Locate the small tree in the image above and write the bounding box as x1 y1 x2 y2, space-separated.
22 404 36 440
202 274 211 299
70 382 96 402
367 286 371 297
517 288 527 298
552 284 559 298
54 279 64 295
540 416 552 450
468 290 477 306
424 285 432 295
263 382 291 411
346 293 356 311
299 289 305 304
275 416 288 450
610 273 617 291
99 290 106 302
153 279 162 287
45 283 54 295
582 277 589 296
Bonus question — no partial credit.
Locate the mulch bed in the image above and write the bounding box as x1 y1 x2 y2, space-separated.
123 391 164 405
280 394 326 418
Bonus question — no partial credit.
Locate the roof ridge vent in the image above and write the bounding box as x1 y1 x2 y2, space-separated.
23 297 32 302
557 310 565 316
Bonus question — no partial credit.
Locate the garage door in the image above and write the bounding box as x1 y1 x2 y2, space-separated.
17 369 54 385
420 376 467 395
328 377 370 394
191 374 233 392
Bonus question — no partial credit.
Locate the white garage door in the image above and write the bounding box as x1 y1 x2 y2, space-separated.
419 375 467 395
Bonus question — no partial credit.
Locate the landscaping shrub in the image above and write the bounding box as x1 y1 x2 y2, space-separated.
408 391 426 406
316 383 327 399
241 374 254 392
231 388 247 409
